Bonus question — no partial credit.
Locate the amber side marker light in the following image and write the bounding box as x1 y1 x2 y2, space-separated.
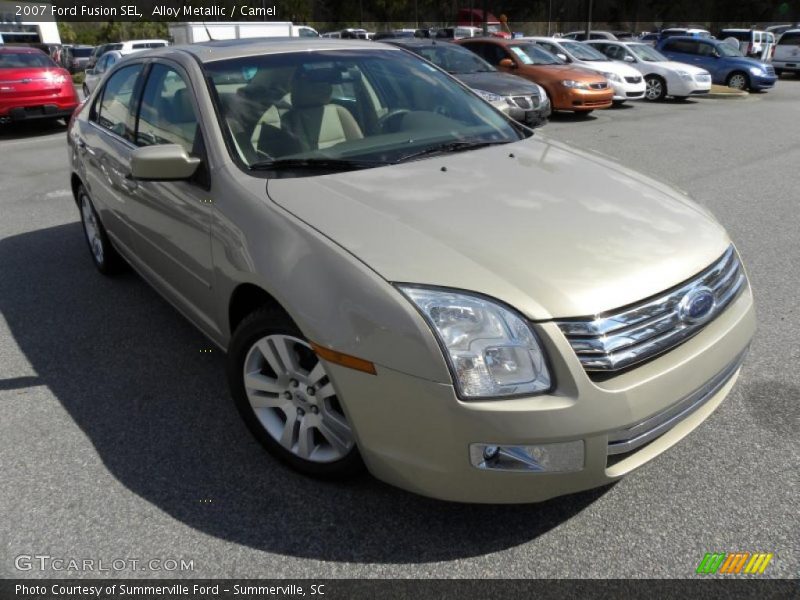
311 342 377 375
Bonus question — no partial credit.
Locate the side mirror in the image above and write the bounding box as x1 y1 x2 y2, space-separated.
624 54 635 62
556 53 569 62
130 144 200 181
498 58 517 69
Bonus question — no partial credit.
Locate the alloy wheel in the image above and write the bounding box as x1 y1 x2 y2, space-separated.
80 194 104 265
728 73 748 90
242 334 354 463
645 77 663 100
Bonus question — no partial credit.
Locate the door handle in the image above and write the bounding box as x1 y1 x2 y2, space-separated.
121 174 139 193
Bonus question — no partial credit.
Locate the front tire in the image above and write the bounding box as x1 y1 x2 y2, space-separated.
78 186 125 275
644 75 667 101
726 71 749 90
227 307 364 479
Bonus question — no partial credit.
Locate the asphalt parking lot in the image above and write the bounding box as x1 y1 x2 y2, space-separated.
1 82 798 579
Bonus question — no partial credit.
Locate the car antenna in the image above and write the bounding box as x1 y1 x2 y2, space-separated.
203 22 217 42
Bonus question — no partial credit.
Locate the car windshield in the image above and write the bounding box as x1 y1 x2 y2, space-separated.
508 44 564 65
205 49 528 175
627 43 668 62
716 43 743 57
409 43 495 74
0 52 56 68
560 41 608 61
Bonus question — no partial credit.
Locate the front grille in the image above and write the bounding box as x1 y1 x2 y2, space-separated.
606 349 747 466
555 246 746 373
765 66 776 76
624 76 642 84
626 91 644 97
589 82 608 89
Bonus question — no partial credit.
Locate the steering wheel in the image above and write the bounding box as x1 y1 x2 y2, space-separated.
377 109 411 133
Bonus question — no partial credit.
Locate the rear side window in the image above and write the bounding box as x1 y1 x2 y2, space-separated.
664 40 698 54
136 64 198 153
94 64 144 141
0 51 56 68
778 32 800 45
132 42 167 49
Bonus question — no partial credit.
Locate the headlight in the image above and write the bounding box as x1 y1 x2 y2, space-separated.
398 286 552 399
561 79 590 89
675 70 694 81
749 66 765 75
602 71 622 82
472 88 505 103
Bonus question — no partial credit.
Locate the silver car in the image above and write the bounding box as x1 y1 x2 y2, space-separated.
68 39 755 503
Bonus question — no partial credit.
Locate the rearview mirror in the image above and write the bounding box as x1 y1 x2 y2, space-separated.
130 144 200 181
498 58 516 69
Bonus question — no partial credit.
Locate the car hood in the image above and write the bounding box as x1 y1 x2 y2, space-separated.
521 63 606 82
455 71 542 96
658 61 710 75
723 56 770 69
574 60 641 77
266 136 730 320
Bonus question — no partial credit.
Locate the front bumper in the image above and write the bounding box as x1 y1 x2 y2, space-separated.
669 76 712 96
610 80 646 101
556 87 614 111
324 283 755 503
749 73 778 90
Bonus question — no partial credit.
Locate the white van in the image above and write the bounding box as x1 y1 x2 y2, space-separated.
719 29 774 60
772 29 800 76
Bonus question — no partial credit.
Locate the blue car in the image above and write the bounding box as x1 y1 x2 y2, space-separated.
656 36 777 91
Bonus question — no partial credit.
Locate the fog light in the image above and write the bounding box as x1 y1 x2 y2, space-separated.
469 441 584 472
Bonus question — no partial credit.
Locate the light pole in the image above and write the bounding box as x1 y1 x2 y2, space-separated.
585 0 592 39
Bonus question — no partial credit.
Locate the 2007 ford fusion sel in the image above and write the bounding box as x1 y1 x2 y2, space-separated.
67 39 755 503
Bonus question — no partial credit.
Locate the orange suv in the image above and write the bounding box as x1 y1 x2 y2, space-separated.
456 38 613 113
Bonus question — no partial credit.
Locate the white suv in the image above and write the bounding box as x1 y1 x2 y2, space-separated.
772 30 800 76
524 37 646 102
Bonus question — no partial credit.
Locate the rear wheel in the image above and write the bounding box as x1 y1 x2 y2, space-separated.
644 75 667 101
77 186 125 275
227 307 364 478
726 71 749 90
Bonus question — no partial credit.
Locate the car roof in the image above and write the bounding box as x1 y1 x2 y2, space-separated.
661 35 716 43
383 38 448 47
0 46 46 54
137 38 399 63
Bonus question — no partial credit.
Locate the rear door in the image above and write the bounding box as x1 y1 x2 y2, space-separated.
121 61 218 336
79 63 145 254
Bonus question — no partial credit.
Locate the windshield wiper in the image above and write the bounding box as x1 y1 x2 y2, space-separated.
393 139 512 164
249 157 386 172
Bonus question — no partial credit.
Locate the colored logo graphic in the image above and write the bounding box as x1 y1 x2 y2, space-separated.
696 552 774 575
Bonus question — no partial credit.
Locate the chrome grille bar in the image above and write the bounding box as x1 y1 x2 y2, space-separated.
607 350 747 455
556 246 746 372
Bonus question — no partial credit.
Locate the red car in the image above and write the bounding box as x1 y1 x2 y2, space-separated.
0 47 79 125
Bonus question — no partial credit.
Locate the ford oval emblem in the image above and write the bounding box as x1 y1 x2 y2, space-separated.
678 287 716 323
